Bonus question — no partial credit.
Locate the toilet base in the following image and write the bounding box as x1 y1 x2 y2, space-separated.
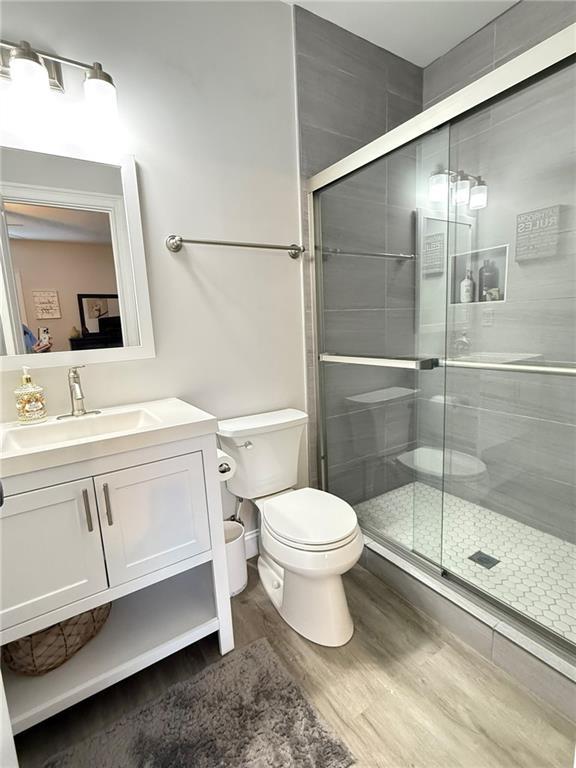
258 554 355 647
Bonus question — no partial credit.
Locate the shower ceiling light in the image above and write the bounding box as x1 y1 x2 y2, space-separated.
428 170 450 203
9 40 49 96
469 179 488 210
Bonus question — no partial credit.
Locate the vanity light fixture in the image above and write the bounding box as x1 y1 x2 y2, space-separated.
84 63 117 121
469 177 488 210
452 171 471 205
428 168 488 210
8 40 49 96
1 39 117 120
428 169 450 203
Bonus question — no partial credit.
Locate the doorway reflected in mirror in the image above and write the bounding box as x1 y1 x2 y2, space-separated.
5 201 121 354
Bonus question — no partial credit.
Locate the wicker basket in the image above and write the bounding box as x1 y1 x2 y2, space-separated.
2 603 111 676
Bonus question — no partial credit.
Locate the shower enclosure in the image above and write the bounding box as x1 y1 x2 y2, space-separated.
310 34 575 647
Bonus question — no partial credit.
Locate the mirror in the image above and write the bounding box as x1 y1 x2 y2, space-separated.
0 148 154 369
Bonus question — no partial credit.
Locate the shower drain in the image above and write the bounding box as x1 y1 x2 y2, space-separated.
468 550 500 569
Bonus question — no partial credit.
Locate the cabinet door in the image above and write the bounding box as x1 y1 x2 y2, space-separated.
94 454 211 587
0 480 108 630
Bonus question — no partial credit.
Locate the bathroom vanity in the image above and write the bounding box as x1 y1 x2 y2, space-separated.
0 398 234 736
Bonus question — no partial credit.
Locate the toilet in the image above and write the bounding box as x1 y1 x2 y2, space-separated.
218 408 363 647
397 394 489 499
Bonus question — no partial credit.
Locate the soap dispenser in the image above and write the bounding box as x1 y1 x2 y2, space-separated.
15 366 47 424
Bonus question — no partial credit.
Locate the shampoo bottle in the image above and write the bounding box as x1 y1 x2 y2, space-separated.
15 366 47 424
479 259 497 301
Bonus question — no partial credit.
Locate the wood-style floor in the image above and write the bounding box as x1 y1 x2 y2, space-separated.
15 561 575 768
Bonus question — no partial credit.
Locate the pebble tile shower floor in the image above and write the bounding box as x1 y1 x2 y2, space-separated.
355 482 576 644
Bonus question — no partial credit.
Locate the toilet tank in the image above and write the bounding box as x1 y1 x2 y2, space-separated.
217 409 308 499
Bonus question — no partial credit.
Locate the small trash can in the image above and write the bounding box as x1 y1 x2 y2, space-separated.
224 521 248 596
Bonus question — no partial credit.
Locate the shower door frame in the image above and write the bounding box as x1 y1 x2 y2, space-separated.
307 25 576 645
308 26 575 195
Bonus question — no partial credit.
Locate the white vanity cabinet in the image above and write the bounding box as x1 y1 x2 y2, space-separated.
94 454 211 587
0 480 107 629
0 400 234 751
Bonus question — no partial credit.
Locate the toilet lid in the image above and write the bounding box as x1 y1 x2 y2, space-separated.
262 488 358 547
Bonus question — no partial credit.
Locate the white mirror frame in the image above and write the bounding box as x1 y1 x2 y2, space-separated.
0 154 155 371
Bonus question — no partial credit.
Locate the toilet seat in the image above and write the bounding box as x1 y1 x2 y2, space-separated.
257 487 358 549
262 517 360 552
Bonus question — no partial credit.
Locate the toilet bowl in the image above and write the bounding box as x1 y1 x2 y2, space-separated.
218 409 362 647
257 487 363 646
397 445 487 480
397 445 488 500
398 394 488 497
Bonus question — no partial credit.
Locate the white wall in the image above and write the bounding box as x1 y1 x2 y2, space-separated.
0 1 306 519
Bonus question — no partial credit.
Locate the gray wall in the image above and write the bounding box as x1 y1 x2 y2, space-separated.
318 143 422 506
436 64 575 542
420 1 576 542
294 5 422 487
301 0 575 544
423 0 576 107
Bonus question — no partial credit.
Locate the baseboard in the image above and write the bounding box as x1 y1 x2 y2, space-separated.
244 529 259 559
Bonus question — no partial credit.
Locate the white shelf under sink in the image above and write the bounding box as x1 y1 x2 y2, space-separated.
3 564 218 733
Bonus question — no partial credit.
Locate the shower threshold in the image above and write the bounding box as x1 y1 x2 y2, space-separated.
355 482 576 646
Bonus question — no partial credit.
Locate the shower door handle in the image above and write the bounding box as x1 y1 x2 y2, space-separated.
319 354 439 370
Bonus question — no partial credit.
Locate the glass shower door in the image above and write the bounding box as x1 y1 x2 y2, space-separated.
316 126 450 567
315 55 575 649
440 62 576 644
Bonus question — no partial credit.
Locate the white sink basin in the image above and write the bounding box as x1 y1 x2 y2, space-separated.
0 398 217 477
2 408 160 452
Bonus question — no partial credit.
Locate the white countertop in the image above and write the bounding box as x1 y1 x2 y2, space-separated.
0 398 217 477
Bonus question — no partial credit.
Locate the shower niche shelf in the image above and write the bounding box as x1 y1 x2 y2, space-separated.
450 244 508 305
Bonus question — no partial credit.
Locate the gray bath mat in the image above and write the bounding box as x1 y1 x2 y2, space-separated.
42 638 354 768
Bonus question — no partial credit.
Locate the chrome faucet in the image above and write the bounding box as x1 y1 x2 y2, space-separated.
57 366 101 419
453 330 471 357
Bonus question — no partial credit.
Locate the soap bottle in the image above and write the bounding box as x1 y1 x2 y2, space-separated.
460 266 475 303
15 367 47 424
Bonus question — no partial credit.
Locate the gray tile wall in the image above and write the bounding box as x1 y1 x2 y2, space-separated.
435 59 576 542
423 0 576 107
296 3 575 546
294 5 423 485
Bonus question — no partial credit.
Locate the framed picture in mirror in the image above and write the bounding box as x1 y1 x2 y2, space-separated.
73 293 123 351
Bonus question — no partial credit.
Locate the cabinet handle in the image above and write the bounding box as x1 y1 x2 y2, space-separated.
82 488 94 532
103 483 114 526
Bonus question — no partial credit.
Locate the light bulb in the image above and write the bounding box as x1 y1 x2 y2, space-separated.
469 180 488 210
9 41 49 98
84 63 118 122
452 174 471 205
428 170 449 203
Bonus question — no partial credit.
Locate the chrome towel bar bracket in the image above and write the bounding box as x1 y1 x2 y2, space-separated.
166 235 305 260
